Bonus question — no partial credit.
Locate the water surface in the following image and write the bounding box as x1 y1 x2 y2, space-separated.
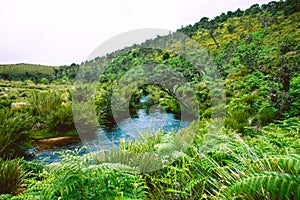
27 97 189 164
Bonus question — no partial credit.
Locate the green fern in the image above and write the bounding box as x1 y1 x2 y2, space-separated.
227 172 300 200
249 155 300 175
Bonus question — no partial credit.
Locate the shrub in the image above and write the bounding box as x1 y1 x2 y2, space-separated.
225 107 251 134
279 35 298 55
227 24 235 33
0 109 31 158
0 159 27 195
257 105 277 127
289 74 300 117
46 104 75 133
0 98 11 109
28 90 62 118
39 78 49 84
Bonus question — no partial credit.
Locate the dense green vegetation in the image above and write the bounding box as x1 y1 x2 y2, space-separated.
0 63 79 84
0 81 76 158
0 64 56 83
0 0 299 199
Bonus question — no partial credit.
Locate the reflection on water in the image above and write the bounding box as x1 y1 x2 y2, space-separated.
27 97 189 164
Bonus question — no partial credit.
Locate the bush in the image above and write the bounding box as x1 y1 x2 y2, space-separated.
46 104 75 133
279 35 298 55
0 98 11 109
289 74 300 117
225 107 251 134
0 159 27 195
227 24 235 33
0 109 32 158
257 105 277 127
28 90 62 118
39 77 49 84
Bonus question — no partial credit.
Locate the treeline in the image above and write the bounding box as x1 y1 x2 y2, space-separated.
179 0 300 37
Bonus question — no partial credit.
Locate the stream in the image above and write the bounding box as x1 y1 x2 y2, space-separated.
26 96 190 164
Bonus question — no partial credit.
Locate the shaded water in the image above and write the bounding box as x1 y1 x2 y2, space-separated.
27 96 189 164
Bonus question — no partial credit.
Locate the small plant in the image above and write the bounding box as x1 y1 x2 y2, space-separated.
27 90 62 118
0 109 31 158
46 104 75 133
257 105 277 127
0 159 27 195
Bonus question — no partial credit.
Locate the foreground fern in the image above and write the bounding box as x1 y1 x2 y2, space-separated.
227 155 300 200
21 148 147 200
8 123 300 200
228 172 299 200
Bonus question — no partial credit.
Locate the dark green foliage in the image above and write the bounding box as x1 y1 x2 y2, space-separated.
227 24 235 33
283 0 300 16
0 159 27 195
257 105 277 126
289 73 300 117
0 64 55 82
225 107 251 133
53 63 79 81
235 39 261 72
0 109 32 158
279 35 298 55
46 104 75 133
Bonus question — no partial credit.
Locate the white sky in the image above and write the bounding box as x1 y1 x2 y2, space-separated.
0 0 272 66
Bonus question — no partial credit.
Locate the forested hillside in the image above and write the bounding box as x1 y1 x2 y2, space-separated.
79 0 299 131
0 0 299 199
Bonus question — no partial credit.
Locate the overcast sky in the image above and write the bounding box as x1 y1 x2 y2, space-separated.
0 0 272 66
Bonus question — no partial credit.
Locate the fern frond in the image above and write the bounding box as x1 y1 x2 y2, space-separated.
227 172 300 199
249 155 300 175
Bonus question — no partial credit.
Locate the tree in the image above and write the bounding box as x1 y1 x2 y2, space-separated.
208 21 219 48
227 24 235 33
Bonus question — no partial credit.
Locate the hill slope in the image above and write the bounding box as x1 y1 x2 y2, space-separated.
0 63 57 82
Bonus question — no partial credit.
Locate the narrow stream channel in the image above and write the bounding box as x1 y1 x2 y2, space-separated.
27 96 190 164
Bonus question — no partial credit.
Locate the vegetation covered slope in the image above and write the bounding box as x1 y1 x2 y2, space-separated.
0 0 299 199
0 63 79 84
0 64 56 83
77 0 299 131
